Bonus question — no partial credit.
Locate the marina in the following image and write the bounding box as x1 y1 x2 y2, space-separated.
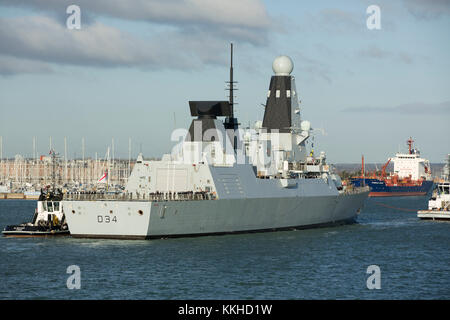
0 136 135 197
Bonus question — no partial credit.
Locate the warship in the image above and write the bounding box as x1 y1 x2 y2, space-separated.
62 46 369 239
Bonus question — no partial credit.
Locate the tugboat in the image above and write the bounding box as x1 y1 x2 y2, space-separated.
418 154 450 221
2 150 69 237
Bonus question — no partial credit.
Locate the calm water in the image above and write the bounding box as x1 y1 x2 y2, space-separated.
0 197 449 300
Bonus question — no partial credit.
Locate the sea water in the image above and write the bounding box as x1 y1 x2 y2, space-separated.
0 197 449 299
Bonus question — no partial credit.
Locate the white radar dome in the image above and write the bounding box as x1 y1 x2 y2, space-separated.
272 55 294 76
300 120 311 132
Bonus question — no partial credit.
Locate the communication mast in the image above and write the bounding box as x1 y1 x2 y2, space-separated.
224 43 239 151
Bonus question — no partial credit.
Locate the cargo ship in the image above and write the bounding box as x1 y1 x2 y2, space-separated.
350 138 433 197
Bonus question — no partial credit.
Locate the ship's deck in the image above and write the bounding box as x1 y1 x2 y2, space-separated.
64 191 216 202
62 186 369 202
339 186 370 195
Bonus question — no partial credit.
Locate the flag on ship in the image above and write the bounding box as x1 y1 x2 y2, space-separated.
98 170 108 183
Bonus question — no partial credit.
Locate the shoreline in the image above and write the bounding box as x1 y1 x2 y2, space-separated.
0 193 39 200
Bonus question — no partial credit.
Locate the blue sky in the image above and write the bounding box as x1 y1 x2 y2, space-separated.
0 0 449 163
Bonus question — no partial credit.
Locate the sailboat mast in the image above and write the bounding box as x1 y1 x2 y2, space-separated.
0 138 3 185
51 149 56 191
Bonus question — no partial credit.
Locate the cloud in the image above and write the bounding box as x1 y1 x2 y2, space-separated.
0 0 269 26
0 16 195 72
343 101 450 114
291 51 332 84
0 0 275 75
0 16 256 75
0 55 54 76
357 45 414 64
316 8 361 32
402 0 450 20
297 8 362 35
0 0 272 45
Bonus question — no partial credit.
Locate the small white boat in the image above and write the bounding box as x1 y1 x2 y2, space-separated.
0 184 10 193
418 155 450 221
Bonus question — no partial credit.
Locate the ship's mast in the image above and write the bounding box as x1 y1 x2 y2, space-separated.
361 154 365 185
229 43 234 117
407 137 414 154
50 149 56 191
444 154 450 181
225 45 238 124
225 43 239 151
0 136 3 184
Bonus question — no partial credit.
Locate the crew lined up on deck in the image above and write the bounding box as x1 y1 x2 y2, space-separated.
65 190 216 201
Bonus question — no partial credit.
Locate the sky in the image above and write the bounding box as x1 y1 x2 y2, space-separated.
0 0 449 163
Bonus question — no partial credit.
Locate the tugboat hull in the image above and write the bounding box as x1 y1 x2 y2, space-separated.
417 210 450 221
2 225 69 237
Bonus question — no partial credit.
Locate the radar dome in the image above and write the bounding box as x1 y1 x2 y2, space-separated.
301 120 311 132
272 55 294 76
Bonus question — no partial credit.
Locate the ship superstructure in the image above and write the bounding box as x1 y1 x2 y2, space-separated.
62 47 369 239
392 138 431 181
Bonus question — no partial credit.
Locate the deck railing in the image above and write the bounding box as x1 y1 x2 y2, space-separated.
340 186 370 195
64 191 217 202
63 185 369 202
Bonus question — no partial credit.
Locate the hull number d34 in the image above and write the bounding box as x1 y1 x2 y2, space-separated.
97 215 117 223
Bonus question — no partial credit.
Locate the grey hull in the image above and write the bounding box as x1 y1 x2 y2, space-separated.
63 190 368 240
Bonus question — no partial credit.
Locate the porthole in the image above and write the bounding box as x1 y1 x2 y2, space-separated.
138 210 143 215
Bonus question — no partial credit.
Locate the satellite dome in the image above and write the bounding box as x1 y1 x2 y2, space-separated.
300 120 311 132
272 55 294 76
